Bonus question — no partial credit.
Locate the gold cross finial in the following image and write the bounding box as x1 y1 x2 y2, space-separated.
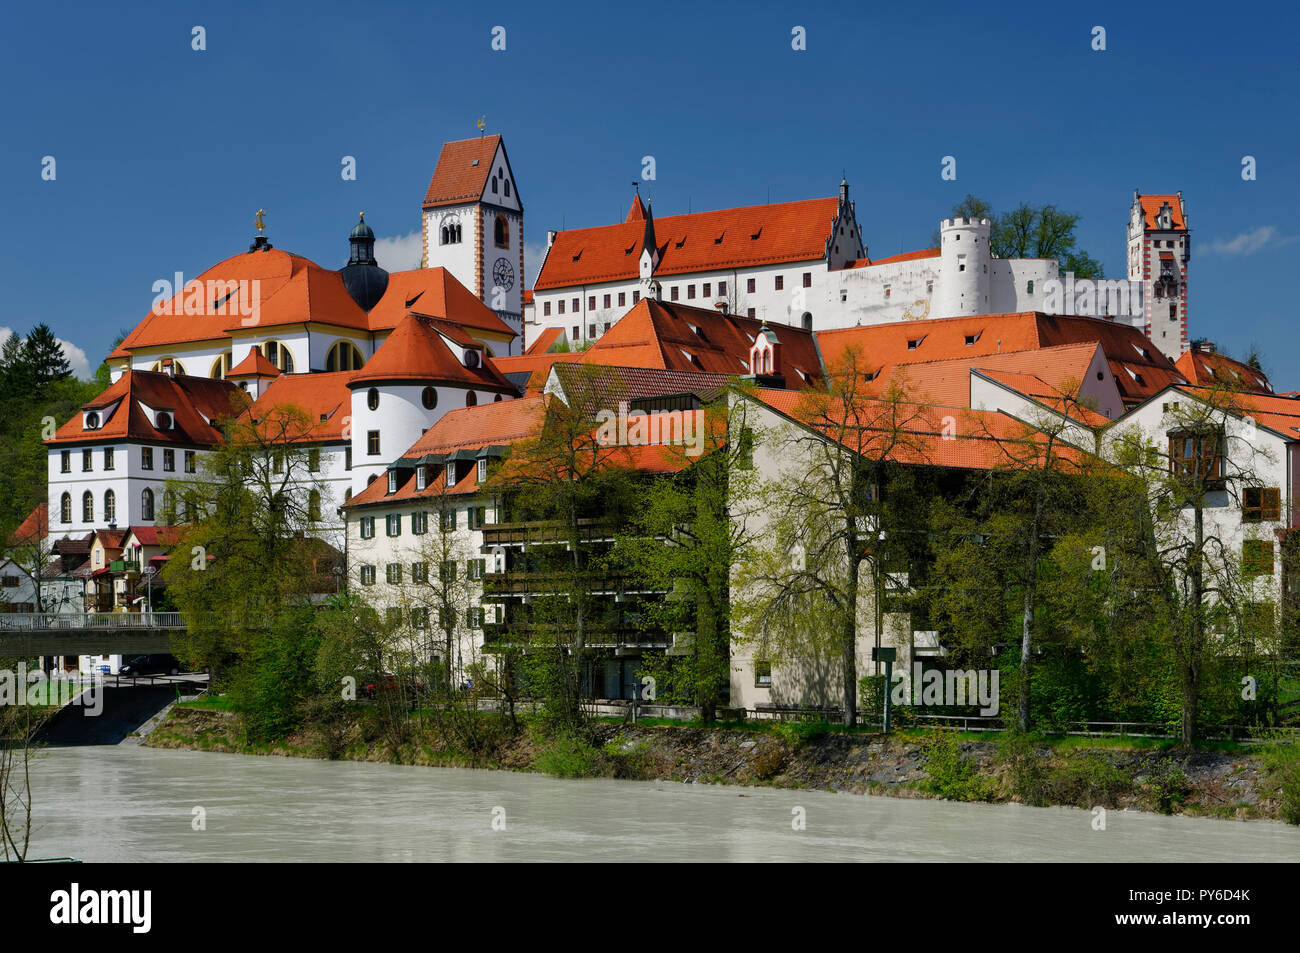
255 209 266 233
477 115 486 135
359 211 365 221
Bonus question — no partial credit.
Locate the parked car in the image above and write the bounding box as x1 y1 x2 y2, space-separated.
360 672 424 700
119 653 181 677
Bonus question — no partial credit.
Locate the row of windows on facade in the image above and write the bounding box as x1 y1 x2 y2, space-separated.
358 504 489 539
59 485 329 525
541 273 819 318
360 558 488 585
62 447 196 474
346 594 497 632
148 340 409 380
438 214 511 249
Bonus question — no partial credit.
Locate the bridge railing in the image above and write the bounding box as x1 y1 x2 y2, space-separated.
0 612 185 630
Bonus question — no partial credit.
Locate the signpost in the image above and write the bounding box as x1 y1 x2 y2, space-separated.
871 646 897 733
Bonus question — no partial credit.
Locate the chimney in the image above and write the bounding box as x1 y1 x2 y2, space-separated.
1196 341 1216 354
162 358 176 377
546 230 557 248
714 301 729 316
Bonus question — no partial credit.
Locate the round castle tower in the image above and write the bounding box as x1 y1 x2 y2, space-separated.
933 217 991 318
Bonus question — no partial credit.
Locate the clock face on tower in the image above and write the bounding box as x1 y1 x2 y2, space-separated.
491 257 514 292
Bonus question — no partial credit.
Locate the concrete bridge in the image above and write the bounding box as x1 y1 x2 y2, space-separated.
0 612 184 657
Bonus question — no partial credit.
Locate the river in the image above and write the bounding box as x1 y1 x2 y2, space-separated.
22 746 1300 862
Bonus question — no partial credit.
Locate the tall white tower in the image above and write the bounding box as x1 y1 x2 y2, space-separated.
934 217 992 318
1127 191 1189 360
422 134 524 341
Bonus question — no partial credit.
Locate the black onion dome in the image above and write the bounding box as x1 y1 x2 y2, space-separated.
341 213 389 312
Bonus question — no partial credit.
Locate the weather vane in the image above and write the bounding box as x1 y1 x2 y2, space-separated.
477 115 486 135
255 209 266 234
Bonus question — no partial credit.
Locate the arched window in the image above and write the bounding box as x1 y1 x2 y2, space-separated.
491 175 499 195
263 341 295 373
149 358 187 375
82 491 93 522
104 489 116 523
441 225 450 245
494 215 509 249
367 388 380 411
142 488 154 521
308 490 322 522
210 354 231 379
421 386 438 410
60 492 71 523
466 391 478 407
326 341 364 372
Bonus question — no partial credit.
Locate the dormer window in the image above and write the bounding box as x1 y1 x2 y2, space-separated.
387 471 398 494
416 466 427 491
477 458 488 482
85 411 101 430
155 411 173 430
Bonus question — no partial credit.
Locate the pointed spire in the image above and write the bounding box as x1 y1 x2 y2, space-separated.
642 202 657 263
626 192 647 222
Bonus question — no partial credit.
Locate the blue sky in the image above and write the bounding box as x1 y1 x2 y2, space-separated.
3 0 1298 381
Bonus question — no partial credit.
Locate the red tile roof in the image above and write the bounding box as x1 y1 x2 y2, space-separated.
46 370 241 446
227 346 281 379
245 371 355 442
817 312 1184 407
114 249 371 359
1174 349 1271 394
366 267 515 335
349 313 516 392
849 248 940 268
10 503 48 547
752 389 1092 473
525 327 564 355
347 396 551 507
1137 194 1186 231
881 342 1103 408
422 135 502 209
488 351 584 394
580 298 823 383
1169 386 1300 440
535 197 839 289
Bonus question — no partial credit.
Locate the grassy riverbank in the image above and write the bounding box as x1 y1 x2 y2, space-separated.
142 702 1300 824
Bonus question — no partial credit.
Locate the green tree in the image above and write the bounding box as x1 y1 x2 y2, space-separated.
935 195 1104 278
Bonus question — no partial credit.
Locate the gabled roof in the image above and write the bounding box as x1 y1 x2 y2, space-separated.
227 346 281 379
535 197 839 289
245 371 355 442
581 298 823 383
365 267 515 335
422 135 503 209
751 389 1093 473
1161 386 1300 441
349 313 516 392
1174 349 1271 394
92 528 129 556
816 312 1184 407
10 503 48 548
881 342 1105 408
46 370 241 446
525 327 564 355
1137 193 1186 231
548 363 733 419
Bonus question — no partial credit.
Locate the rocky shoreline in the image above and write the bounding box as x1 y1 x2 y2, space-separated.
144 707 1296 823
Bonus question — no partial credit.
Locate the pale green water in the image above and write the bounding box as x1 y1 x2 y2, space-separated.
23 745 1300 862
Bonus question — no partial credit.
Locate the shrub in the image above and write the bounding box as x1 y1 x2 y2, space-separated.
921 732 994 802
533 732 604 778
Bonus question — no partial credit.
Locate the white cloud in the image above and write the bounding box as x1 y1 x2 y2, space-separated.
0 325 93 379
373 231 423 272
1201 226 1286 256
60 338 92 379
